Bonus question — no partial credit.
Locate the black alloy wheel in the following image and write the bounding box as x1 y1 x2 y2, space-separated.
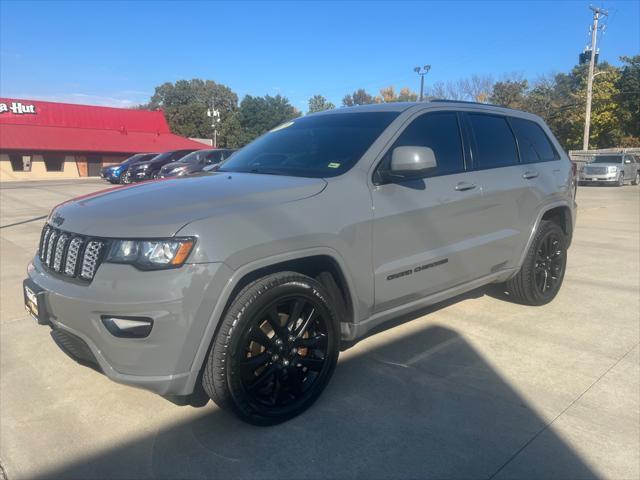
203 272 339 425
505 220 567 305
238 295 330 412
533 231 565 297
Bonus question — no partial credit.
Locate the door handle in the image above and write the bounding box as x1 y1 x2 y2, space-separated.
455 182 477 191
523 171 539 179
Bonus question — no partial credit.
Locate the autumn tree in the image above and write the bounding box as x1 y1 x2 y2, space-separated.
342 89 375 106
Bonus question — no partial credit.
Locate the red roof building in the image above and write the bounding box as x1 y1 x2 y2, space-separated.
0 98 206 180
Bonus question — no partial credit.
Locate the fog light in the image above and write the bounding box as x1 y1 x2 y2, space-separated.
101 316 153 338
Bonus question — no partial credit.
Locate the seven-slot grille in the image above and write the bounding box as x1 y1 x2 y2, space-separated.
38 225 106 281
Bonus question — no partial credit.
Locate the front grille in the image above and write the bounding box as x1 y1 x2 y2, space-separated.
38 225 107 282
585 166 607 175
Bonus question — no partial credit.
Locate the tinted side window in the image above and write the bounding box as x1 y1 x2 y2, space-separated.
510 117 558 163
388 111 464 177
468 113 519 169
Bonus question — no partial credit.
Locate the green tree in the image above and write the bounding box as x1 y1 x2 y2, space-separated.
308 95 335 113
489 79 529 109
342 88 375 106
616 55 640 143
545 62 623 150
235 94 300 145
144 79 239 147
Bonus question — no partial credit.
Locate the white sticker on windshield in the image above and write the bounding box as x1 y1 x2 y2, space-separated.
270 121 294 132
328 162 341 169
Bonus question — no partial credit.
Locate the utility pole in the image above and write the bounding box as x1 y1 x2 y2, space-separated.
207 101 221 148
414 65 431 101
582 5 608 151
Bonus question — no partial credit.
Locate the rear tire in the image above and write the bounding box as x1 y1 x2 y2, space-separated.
506 220 567 306
202 272 340 425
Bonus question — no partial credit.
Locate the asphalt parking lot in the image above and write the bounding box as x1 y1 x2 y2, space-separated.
1 179 638 480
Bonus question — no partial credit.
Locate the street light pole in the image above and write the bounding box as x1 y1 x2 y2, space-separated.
414 65 431 102
582 6 608 151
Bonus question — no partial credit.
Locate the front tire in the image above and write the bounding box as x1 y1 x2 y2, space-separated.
506 220 567 306
617 173 624 187
203 272 340 425
632 172 640 186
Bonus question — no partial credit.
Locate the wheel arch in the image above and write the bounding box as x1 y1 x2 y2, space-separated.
185 248 357 395
517 202 575 270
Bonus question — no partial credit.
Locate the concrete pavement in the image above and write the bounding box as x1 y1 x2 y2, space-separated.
1 179 638 479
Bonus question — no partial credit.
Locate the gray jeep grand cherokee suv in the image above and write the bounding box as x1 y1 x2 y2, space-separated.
24 101 576 424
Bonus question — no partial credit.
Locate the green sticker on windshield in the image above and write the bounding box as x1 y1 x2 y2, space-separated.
270 121 294 132
328 162 341 169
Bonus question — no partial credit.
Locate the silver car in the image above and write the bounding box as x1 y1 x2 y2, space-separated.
24 102 576 424
580 154 640 186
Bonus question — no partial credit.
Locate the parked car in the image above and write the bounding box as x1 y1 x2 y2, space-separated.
579 153 640 186
158 149 236 178
25 101 576 425
100 153 157 184
121 149 199 183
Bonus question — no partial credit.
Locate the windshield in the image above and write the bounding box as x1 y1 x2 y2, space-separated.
593 155 623 164
179 150 218 164
121 153 146 166
219 112 399 178
148 151 175 164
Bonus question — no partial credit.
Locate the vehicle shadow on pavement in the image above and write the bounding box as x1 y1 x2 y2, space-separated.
37 300 597 479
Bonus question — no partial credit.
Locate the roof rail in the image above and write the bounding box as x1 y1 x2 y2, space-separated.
429 99 493 106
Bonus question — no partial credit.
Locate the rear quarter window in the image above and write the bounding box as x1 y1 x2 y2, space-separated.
509 117 558 163
467 113 519 169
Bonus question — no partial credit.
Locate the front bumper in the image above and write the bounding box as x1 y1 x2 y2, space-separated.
26 256 231 395
579 172 618 183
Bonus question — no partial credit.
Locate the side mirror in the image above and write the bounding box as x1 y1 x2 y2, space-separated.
380 146 437 182
624 159 631 164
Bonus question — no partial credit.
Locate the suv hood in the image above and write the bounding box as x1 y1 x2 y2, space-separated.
49 173 328 237
585 163 622 168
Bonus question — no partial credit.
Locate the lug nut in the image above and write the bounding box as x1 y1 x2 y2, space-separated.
272 354 279 361
283 359 290 366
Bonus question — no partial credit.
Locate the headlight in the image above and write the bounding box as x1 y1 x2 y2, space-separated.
608 166 618 172
171 166 189 175
105 238 195 270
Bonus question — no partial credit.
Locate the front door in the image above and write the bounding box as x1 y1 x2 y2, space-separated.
371 111 485 312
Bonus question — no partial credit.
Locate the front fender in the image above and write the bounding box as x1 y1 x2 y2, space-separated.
181 246 360 395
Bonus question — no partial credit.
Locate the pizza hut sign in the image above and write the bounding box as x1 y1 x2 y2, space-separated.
0 101 37 115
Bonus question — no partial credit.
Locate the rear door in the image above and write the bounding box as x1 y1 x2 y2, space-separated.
371 110 486 311
507 116 568 250
462 112 532 272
